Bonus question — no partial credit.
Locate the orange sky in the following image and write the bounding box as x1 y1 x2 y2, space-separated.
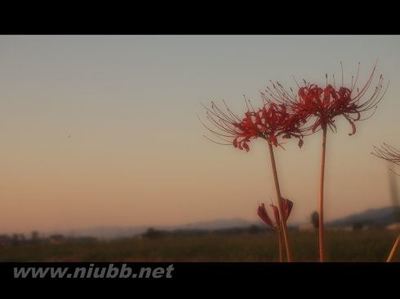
0 35 399 234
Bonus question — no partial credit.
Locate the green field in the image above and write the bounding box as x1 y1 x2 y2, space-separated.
0 230 398 262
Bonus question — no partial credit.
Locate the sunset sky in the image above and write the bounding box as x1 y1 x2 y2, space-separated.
0 35 400 234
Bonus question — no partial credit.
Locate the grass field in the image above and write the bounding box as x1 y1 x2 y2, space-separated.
0 230 398 262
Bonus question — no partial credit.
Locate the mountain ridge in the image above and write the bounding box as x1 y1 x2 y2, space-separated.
43 206 400 239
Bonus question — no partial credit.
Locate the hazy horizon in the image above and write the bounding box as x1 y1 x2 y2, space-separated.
1 35 400 234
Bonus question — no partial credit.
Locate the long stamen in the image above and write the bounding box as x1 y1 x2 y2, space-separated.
373 143 400 166
340 61 344 87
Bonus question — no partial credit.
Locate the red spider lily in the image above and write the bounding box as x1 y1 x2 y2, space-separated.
254 103 304 147
200 97 300 261
200 99 304 152
262 63 388 135
263 63 387 262
257 198 293 230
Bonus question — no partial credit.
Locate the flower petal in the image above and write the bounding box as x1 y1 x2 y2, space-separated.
257 203 274 228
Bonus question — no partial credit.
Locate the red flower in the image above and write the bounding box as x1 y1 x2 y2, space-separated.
201 99 304 151
200 101 257 151
263 63 388 135
253 103 304 147
257 198 293 230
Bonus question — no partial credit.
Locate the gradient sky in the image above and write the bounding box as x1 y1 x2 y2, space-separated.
1 35 400 234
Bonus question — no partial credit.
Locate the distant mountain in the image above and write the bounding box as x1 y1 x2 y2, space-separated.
54 218 258 239
327 206 400 227
46 206 400 239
